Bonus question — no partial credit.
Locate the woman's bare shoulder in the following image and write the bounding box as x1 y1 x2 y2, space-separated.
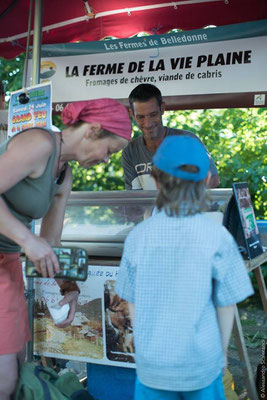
8 128 54 152
0 129 56 187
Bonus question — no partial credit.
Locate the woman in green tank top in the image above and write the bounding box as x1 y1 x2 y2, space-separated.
0 98 131 400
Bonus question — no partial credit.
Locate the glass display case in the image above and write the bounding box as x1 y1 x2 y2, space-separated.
30 189 266 376
31 188 233 367
35 189 233 257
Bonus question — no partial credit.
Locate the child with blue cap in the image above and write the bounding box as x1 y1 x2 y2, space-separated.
115 135 253 400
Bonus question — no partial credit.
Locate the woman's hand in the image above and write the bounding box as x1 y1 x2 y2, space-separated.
23 235 59 278
56 290 79 328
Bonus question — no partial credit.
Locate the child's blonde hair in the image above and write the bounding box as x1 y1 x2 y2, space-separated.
151 165 210 216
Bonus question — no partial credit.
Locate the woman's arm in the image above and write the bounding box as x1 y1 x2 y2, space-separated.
0 130 60 275
40 165 80 326
40 164 73 245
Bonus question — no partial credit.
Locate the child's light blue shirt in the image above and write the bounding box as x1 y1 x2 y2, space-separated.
115 210 254 391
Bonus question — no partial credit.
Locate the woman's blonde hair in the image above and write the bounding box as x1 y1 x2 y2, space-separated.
151 165 210 216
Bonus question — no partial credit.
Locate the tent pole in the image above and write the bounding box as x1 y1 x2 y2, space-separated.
26 0 43 363
32 0 43 85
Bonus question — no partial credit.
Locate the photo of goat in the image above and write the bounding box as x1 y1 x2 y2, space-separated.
104 280 135 363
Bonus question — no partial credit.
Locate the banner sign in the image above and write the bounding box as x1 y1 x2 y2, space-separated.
32 20 267 110
40 20 267 58
34 265 135 368
8 82 52 137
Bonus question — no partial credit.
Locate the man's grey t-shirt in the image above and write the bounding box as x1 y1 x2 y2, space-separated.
122 127 218 190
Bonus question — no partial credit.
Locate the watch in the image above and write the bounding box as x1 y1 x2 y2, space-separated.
60 281 80 296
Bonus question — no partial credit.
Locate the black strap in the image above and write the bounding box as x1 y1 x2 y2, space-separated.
34 366 52 400
71 390 95 400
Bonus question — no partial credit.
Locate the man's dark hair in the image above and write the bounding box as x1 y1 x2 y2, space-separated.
129 84 162 110
0 81 5 96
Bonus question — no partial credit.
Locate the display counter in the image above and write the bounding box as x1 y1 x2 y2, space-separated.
33 189 233 366
35 189 233 257
31 189 266 400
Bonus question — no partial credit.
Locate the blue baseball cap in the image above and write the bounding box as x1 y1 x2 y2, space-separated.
153 135 210 181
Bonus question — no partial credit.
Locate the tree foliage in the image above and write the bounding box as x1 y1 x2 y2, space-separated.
0 55 266 218
0 54 25 97
163 108 267 219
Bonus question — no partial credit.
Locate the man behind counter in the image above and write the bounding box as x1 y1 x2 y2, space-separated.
122 83 220 190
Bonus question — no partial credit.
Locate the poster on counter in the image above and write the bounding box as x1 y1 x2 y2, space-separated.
34 265 135 368
8 82 52 138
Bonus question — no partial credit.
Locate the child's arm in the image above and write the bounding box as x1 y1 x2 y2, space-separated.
216 304 235 373
128 302 135 326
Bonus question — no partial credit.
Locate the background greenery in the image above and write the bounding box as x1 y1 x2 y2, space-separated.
1 53 266 219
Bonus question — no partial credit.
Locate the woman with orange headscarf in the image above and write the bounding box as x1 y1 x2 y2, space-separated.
0 98 131 399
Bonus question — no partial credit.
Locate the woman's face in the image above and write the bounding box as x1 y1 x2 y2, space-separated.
78 135 128 168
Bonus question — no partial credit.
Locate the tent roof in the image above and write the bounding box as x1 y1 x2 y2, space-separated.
1 0 267 59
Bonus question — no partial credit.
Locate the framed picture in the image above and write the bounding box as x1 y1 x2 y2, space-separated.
232 182 263 259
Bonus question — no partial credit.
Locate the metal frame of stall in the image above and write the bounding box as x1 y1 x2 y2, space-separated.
25 0 43 363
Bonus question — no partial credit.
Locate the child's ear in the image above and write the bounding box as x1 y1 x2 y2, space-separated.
204 171 211 186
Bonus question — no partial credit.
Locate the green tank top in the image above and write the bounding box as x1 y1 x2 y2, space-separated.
0 128 61 253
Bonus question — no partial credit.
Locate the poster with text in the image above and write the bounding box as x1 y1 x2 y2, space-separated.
34 265 135 368
8 82 52 138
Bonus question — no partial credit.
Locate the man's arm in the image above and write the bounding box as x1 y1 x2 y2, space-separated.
122 146 141 190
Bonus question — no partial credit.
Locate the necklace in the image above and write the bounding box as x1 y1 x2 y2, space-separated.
56 131 63 180
55 132 68 185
